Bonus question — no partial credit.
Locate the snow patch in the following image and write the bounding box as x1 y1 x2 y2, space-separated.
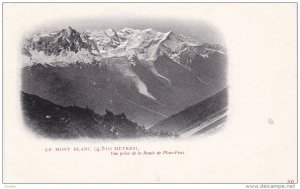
134 78 157 100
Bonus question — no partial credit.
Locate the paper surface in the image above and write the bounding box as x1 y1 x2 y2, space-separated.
2 3 297 183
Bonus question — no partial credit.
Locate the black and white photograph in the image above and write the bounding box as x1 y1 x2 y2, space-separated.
21 20 228 139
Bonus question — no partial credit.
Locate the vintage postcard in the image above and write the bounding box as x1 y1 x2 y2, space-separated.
2 3 297 184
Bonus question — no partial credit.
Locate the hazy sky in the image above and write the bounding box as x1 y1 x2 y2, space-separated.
33 16 225 46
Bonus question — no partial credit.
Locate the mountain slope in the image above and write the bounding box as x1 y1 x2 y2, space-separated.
21 92 175 138
150 88 228 134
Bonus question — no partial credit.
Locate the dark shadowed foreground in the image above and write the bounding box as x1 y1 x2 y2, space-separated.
21 92 176 139
21 88 227 139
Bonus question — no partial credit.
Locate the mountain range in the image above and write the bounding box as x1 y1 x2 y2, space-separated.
21 26 227 128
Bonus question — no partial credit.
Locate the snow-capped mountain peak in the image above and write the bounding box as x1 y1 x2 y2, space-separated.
22 27 226 68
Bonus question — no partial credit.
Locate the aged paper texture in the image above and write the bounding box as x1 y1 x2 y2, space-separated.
2 3 297 183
